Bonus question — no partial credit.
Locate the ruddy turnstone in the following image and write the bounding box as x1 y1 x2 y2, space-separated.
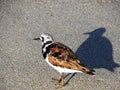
34 33 95 86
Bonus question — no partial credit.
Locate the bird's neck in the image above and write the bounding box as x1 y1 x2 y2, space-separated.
42 41 53 51
42 41 53 46
42 41 54 59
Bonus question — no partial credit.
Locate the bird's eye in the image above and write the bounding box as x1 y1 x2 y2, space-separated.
47 37 50 39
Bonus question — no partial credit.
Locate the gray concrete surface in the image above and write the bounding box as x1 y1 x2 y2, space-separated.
0 0 120 90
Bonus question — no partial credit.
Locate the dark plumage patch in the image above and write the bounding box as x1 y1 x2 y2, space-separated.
42 42 54 59
42 41 53 50
68 66 71 69
82 68 85 71
52 52 61 57
86 72 95 75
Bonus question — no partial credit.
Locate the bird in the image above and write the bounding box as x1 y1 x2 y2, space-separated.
34 33 95 86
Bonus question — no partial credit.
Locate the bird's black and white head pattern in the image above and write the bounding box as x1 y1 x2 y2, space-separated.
40 34 54 57
34 33 54 59
40 33 54 45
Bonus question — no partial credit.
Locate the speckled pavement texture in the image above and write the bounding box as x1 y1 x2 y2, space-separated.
0 0 120 90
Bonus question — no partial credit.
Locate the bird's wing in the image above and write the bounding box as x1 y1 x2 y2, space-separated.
48 42 95 74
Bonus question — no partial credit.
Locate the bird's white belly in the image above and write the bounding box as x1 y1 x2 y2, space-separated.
45 56 83 73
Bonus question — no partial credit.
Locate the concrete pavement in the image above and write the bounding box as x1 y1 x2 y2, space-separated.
0 0 120 90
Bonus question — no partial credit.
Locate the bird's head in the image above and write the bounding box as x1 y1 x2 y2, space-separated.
34 33 54 44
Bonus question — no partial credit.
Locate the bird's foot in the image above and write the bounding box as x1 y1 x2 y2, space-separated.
52 74 65 88
51 78 64 89
52 78 61 83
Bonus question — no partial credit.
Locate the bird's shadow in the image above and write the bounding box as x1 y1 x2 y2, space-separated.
65 27 120 85
64 73 76 85
76 27 119 71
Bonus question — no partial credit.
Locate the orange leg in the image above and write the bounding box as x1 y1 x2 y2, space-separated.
58 75 62 82
61 75 64 86
58 74 64 86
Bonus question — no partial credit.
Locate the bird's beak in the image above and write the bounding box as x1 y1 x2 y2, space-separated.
33 37 40 40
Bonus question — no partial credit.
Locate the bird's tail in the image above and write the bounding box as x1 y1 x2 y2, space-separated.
78 65 95 75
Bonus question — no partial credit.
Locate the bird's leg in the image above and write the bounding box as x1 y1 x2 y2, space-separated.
58 75 62 83
52 73 65 88
58 73 64 86
54 74 65 89
52 74 62 83
61 74 64 86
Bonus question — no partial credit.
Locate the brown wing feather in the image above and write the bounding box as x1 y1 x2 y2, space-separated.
48 42 95 75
